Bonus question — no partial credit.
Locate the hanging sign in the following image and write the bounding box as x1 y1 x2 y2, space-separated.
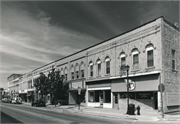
124 79 136 91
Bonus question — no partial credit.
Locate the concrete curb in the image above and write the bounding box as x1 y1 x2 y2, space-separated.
70 109 180 122
21 103 180 122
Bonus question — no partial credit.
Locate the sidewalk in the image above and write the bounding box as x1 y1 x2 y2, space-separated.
22 102 180 122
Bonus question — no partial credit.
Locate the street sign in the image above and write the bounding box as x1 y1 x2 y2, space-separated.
158 84 165 92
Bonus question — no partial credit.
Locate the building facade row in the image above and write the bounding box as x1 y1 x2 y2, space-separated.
7 17 180 113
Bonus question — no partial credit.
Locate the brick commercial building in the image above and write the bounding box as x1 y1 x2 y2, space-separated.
7 17 180 113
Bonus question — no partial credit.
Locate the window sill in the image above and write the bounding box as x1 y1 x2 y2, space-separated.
172 69 178 72
70 78 85 82
145 66 155 70
131 69 140 72
96 75 102 78
105 74 111 77
89 76 94 80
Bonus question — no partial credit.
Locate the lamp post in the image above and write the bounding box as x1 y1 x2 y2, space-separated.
78 87 81 110
125 65 130 115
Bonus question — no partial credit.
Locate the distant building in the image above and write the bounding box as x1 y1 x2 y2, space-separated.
7 17 180 113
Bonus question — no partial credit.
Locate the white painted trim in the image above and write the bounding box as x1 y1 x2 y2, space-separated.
88 87 111 90
120 54 126 58
110 71 161 79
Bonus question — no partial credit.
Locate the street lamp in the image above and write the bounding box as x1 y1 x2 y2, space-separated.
125 65 130 115
77 87 81 110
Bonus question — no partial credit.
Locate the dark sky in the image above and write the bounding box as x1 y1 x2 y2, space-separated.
0 1 179 88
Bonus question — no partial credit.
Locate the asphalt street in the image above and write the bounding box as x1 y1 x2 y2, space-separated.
0 103 179 124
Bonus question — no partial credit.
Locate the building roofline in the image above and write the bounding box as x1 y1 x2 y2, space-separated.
7 74 23 79
32 16 165 72
163 18 179 31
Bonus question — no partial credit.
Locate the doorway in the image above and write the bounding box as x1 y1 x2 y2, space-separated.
154 92 158 109
99 91 103 105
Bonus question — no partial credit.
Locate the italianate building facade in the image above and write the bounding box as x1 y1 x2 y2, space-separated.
7 17 180 113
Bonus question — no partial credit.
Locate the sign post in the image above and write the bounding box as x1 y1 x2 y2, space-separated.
78 87 81 110
158 83 164 118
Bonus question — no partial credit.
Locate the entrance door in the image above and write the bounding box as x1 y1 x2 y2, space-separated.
154 92 158 109
99 91 103 105
113 93 118 108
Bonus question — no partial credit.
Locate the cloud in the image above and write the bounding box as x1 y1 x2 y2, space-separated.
1 1 101 86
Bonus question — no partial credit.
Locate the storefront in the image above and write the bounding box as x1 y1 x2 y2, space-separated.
86 79 113 108
19 90 27 102
111 73 160 111
27 90 35 103
69 79 86 105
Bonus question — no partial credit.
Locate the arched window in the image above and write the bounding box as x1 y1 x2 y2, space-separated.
80 62 85 78
75 63 79 79
96 59 101 76
120 52 126 67
105 56 110 74
146 44 154 67
71 65 74 80
89 61 94 77
132 48 139 70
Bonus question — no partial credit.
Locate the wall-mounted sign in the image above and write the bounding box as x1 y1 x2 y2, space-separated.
167 92 180 106
129 81 136 91
136 92 153 99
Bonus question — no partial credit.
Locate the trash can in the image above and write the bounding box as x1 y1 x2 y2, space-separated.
128 104 135 115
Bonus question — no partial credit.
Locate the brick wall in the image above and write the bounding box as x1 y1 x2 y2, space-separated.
162 20 180 113
119 98 154 112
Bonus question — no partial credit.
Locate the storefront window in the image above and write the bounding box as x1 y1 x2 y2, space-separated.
120 92 135 99
104 90 111 103
88 91 94 102
95 90 100 102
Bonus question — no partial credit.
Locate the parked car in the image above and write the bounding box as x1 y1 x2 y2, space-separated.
2 98 7 102
11 99 16 104
3 98 12 103
16 98 22 104
31 100 46 107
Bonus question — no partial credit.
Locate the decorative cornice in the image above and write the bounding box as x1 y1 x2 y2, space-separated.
87 24 160 56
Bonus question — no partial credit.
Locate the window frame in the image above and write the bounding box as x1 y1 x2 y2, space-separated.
97 60 101 76
105 57 110 74
172 49 176 70
146 44 154 68
132 49 139 70
89 62 93 77
147 50 154 67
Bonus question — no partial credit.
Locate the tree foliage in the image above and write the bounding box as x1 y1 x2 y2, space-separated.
34 68 69 105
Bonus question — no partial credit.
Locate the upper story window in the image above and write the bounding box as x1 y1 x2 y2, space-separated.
146 44 154 67
120 52 126 67
71 65 74 80
172 49 176 70
64 67 68 80
105 57 110 74
97 59 101 76
132 48 139 70
80 62 85 78
75 64 79 79
89 61 93 77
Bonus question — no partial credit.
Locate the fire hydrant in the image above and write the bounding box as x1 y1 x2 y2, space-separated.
137 106 140 115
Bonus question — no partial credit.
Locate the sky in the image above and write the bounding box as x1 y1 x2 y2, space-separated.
0 1 179 89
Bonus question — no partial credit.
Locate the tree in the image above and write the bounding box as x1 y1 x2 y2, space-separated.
48 68 64 106
34 68 69 107
34 72 50 103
